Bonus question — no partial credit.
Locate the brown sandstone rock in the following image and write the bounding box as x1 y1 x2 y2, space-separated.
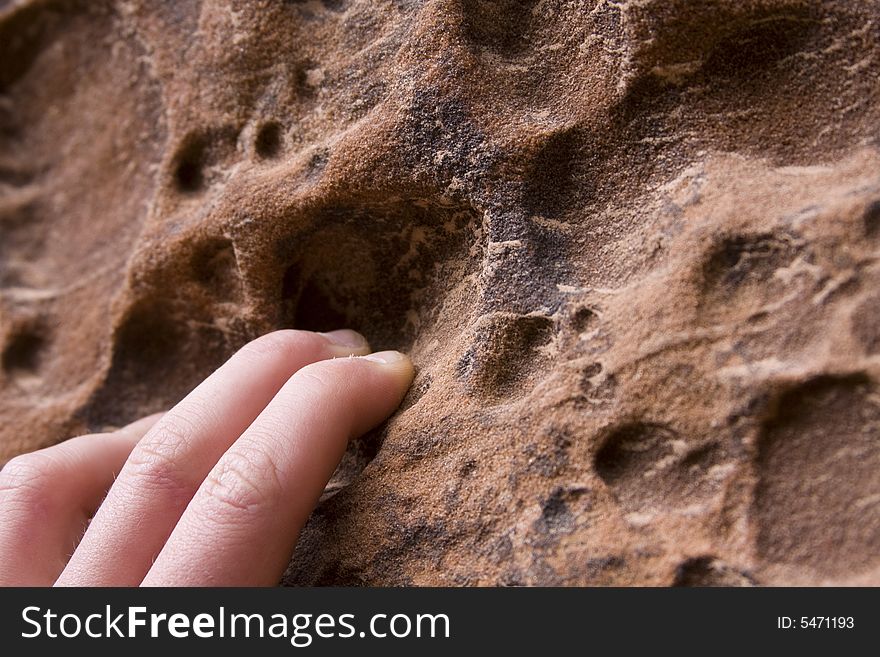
1 0 878 585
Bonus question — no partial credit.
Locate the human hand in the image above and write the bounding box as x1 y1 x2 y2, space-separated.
0 330 413 586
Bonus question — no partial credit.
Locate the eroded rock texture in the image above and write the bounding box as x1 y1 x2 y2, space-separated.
1 0 879 585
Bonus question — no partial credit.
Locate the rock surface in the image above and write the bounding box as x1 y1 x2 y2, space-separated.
1 0 879 585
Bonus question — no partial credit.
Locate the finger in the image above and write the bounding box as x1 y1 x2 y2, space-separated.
57 329 369 587
0 414 161 586
142 351 414 586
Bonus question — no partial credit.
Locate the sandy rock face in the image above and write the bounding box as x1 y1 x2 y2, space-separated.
1 0 879 585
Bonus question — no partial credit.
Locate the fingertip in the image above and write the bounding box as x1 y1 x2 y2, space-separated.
319 329 371 356
362 350 414 372
360 350 415 395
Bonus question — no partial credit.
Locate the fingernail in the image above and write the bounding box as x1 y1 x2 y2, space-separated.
362 350 406 364
320 329 368 349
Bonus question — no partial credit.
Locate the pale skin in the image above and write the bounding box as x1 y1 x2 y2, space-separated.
0 329 414 586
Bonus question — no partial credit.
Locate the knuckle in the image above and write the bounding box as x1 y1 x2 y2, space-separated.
1 453 50 484
199 443 282 517
0 452 58 512
125 415 200 498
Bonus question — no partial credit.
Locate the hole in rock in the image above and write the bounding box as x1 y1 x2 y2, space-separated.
278 198 484 352
700 12 818 81
523 126 595 219
0 199 45 288
191 238 243 302
571 306 597 333
673 556 755 587
753 374 880 577
702 233 794 291
594 422 721 513
851 294 880 355
864 200 880 238
457 313 555 401
171 127 239 194
294 58 321 98
173 137 207 193
278 198 483 506
286 267 349 334
85 298 230 426
698 232 800 324
254 122 283 159
595 423 675 485
461 0 538 55
2 326 46 375
614 3 848 168
0 1 70 93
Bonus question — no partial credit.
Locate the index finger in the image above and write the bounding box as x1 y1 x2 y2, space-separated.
141 351 414 586
57 329 370 586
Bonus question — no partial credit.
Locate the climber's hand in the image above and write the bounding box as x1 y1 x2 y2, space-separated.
0 329 413 586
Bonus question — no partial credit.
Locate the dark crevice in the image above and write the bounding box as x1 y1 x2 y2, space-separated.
255 121 284 159
2 326 46 374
